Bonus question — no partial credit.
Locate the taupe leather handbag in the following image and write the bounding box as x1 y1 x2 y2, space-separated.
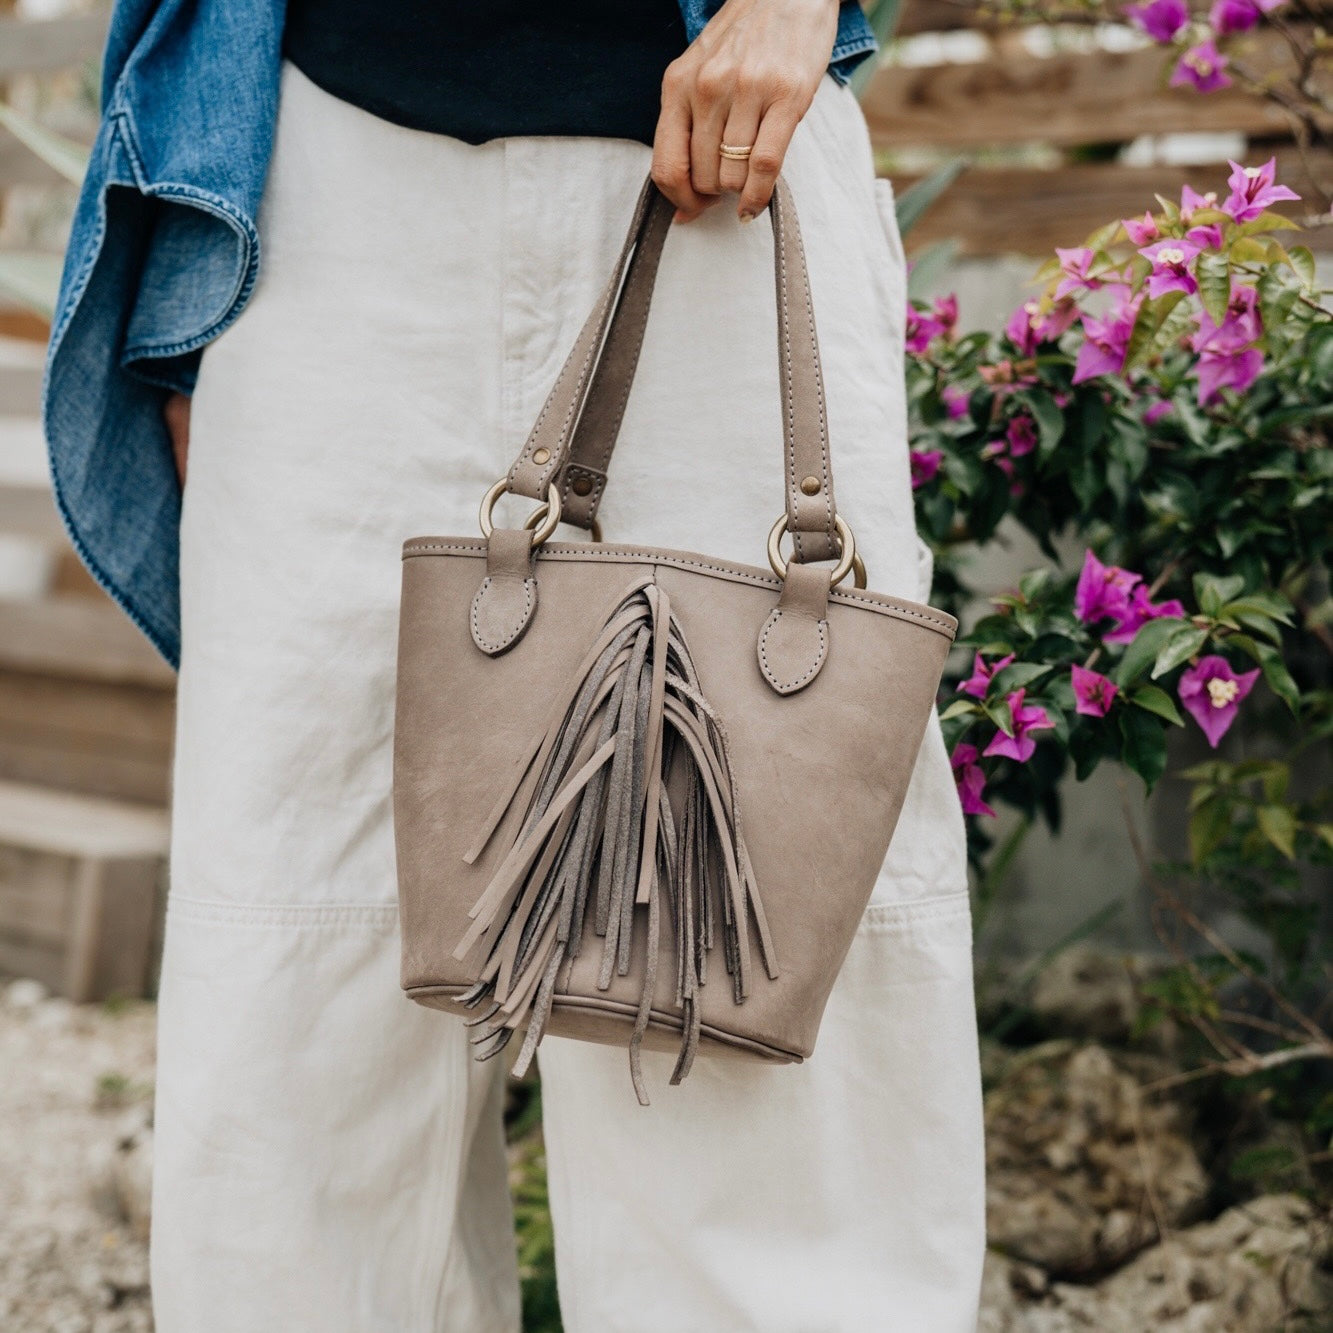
393 175 957 1103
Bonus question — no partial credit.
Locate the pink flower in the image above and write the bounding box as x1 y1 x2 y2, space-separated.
1125 0 1189 40
957 651 1015 699
1123 212 1160 246
1221 158 1301 223
1192 284 1265 404
1197 347 1264 403
1144 399 1173 425
983 689 1055 763
1186 221 1226 249
1072 665 1119 717
1074 548 1141 624
1180 185 1220 222
910 448 943 489
1210 0 1284 34
1006 298 1079 356
951 743 996 817
1170 40 1232 92
1141 238 1203 298
1006 414 1039 457
942 385 971 420
1178 655 1260 747
1104 585 1187 644
1072 288 1142 384
905 294 962 355
1054 247 1104 299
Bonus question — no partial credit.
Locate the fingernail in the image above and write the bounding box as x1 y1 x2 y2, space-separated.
739 210 756 224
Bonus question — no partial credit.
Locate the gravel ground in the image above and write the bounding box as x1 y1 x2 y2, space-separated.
0 980 156 1333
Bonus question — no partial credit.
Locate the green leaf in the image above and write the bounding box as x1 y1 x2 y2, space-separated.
1196 251 1232 327
989 661 1051 696
1152 625 1211 679
1189 796 1233 864
1124 290 1185 370
1256 645 1300 715
906 239 959 300
893 158 968 237
1116 616 1190 686
938 698 979 722
1194 573 1246 615
1256 805 1298 859
1119 708 1168 793
1131 685 1185 725
1224 594 1294 626
1288 245 1317 289
0 104 89 185
984 696 1015 737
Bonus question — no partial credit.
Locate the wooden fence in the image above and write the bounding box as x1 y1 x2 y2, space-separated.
865 5 1333 255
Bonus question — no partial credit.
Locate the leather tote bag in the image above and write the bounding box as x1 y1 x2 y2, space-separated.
393 176 957 1103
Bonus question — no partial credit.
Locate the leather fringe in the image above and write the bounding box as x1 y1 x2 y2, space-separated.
454 576 778 1104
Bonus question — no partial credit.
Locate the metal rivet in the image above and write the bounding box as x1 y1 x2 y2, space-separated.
532 447 551 465
800 475 821 496
571 477 594 497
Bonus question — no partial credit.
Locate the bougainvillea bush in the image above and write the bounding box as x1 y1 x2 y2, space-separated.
908 159 1332 1106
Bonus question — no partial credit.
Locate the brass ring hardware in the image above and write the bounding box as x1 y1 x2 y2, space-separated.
479 478 563 548
766 514 864 589
525 509 602 544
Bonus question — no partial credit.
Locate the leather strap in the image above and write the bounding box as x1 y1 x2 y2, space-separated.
504 176 842 565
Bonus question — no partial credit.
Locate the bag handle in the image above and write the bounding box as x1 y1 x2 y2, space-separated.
488 175 850 573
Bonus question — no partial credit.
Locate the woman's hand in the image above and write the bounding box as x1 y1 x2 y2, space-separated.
652 0 840 224
165 392 190 486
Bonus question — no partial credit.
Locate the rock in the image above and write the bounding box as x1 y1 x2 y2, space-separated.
981 1195 1333 1332
92 1105 154 1240
6 976 49 1009
1029 945 1163 1045
986 1041 1209 1275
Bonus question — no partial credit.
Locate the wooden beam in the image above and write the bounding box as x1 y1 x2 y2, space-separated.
0 13 107 79
0 596 174 687
890 152 1333 255
862 32 1325 148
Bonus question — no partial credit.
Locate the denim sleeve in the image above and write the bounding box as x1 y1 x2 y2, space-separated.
829 1 880 85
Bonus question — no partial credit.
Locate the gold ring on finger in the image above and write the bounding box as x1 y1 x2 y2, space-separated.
719 143 753 160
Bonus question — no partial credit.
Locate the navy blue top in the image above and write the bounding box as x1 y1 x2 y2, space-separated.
283 1 689 146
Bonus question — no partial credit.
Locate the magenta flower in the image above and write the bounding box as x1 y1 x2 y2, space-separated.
1142 238 1203 298
1198 346 1264 403
1123 212 1160 246
933 294 959 336
942 385 971 420
1054 247 1104 299
905 294 962 355
1170 40 1232 92
1221 158 1301 223
957 651 1015 699
1006 414 1039 457
1104 585 1188 644
1074 548 1140 624
1144 399 1173 425
951 743 996 817
1186 221 1225 250
1006 298 1079 356
1210 0 1284 34
1178 655 1260 747
1180 185 1220 222
1192 284 1265 404
910 448 943 489
1072 665 1119 718
1073 289 1142 384
1125 0 1189 40
983 689 1055 764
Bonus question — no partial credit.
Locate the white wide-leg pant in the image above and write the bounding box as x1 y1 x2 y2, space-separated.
156 63 985 1333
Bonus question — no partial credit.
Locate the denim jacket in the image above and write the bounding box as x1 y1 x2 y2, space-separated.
43 0 876 667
